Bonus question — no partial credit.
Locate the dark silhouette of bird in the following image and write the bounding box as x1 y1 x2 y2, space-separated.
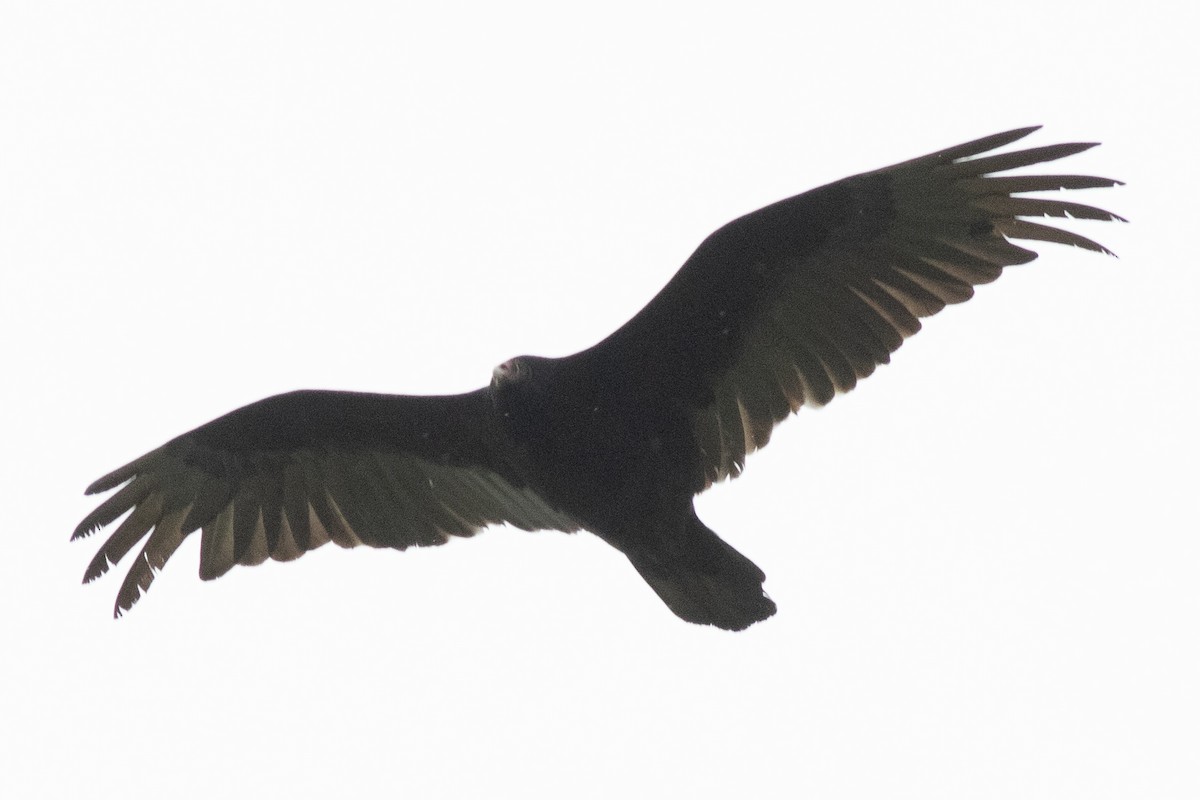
73 127 1123 630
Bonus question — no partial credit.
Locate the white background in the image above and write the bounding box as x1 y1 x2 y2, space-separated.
2 2 1196 798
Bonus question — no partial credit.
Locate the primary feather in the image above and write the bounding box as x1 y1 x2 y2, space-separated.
74 127 1122 629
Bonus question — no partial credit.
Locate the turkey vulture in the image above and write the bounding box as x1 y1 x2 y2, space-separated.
74 127 1123 630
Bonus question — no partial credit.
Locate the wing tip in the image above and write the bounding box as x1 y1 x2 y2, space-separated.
113 585 139 618
977 125 1044 148
959 125 1043 156
1008 123 1043 138
86 469 134 496
71 520 98 541
85 447 167 495
82 555 111 584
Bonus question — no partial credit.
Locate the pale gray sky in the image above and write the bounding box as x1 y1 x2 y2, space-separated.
2 2 1195 799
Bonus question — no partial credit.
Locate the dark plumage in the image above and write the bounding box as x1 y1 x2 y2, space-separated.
74 127 1123 630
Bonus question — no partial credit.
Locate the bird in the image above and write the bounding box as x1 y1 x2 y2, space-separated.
73 126 1123 630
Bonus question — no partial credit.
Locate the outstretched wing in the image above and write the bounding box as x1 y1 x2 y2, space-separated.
569 126 1123 487
73 389 579 616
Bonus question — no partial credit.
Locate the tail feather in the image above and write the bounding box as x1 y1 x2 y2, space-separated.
625 514 775 631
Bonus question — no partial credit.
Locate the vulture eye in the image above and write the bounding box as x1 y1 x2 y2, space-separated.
492 358 525 384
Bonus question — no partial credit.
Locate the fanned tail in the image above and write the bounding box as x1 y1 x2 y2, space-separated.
625 514 775 631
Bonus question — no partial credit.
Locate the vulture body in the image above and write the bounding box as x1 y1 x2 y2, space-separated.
74 127 1123 630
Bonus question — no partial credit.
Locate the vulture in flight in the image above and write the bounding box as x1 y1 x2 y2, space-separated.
74 127 1123 630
